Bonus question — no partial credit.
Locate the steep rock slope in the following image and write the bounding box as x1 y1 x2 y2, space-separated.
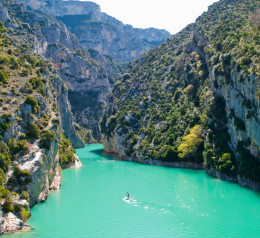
0 22 84 233
1 0 119 142
100 0 260 190
16 0 172 61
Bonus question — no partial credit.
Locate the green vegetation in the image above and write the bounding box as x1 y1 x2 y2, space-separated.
20 207 30 222
100 25 210 164
27 123 41 139
0 11 81 213
20 191 30 201
100 0 260 182
59 134 76 166
237 141 260 182
0 168 6 185
24 96 39 113
13 164 31 185
178 125 203 162
0 70 9 84
74 124 97 144
0 141 11 173
2 191 14 213
39 130 55 149
23 76 47 96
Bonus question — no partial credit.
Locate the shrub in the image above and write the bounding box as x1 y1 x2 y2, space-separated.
20 191 30 201
13 165 30 178
20 207 30 222
0 185 7 198
52 118 60 125
234 117 246 131
59 134 76 166
240 57 251 66
0 168 6 185
39 87 46 96
122 73 131 81
39 130 55 149
7 138 18 154
20 69 29 76
17 140 28 152
0 153 11 173
20 133 26 139
27 55 37 66
24 96 39 113
3 191 14 213
27 123 41 139
10 57 19 69
0 70 9 84
174 90 183 101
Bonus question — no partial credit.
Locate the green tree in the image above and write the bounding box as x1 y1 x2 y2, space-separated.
24 96 39 113
20 191 30 201
20 207 30 222
3 191 14 213
0 70 9 84
0 168 6 185
27 123 41 139
178 125 203 159
7 138 18 154
39 130 55 149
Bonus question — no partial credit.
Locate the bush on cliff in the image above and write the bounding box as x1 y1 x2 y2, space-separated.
0 168 6 185
27 123 41 139
39 130 55 149
3 191 14 213
24 96 39 113
0 70 9 84
0 141 11 173
59 134 76 166
20 191 30 202
21 207 30 222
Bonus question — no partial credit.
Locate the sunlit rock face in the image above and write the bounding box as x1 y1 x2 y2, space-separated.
16 0 172 62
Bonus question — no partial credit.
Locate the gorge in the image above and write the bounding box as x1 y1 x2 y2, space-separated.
1 0 260 235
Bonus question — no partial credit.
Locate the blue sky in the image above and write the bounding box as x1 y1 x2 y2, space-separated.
86 0 220 34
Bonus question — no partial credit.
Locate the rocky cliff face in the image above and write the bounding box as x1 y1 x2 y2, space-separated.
16 0 172 62
46 44 112 139
73 21 155 62
2 0 118 141
19 0 101 17
0 4 85 232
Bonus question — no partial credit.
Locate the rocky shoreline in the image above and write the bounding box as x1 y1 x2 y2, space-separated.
121 155 205 169
0 155 83 235
205 168 260 191
102 135 260 191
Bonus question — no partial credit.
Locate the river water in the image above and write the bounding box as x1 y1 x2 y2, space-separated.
6 144 260 237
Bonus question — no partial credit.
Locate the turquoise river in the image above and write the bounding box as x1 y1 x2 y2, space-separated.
5 144 260 237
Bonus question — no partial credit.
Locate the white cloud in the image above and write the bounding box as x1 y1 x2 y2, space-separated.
83 0 219 34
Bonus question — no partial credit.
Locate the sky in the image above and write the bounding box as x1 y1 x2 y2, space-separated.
85 0 220 35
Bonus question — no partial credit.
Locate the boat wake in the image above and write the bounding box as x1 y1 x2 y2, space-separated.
123 197 172 214
123 197 140 204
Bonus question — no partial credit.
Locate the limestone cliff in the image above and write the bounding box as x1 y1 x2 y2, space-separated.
2 0 117 141
0 7 84 232
46 44 112 139
73 21 155 62
16 0 172 62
